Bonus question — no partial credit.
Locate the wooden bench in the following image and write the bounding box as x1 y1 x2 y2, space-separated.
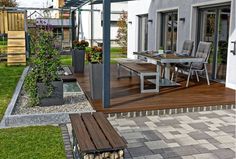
70 112 127 159
116 59 159 93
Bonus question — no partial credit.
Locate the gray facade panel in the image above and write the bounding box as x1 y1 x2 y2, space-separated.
146 0 234 52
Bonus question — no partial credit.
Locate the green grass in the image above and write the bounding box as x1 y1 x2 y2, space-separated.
0 126 66 159
0 62 24 120
60 47 126 66
60 55 72 66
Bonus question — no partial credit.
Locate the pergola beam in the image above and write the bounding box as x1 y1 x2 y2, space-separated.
102 0 111 108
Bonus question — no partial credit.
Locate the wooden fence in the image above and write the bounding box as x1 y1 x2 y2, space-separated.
0 10 26 65
0 10 25 34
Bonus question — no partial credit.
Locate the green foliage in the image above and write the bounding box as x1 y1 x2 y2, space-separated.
88 46 103 64
0 62 24 121
73 40 89 50
24 29 61 106
0 0 17 7
0 126 66 159
116 11 128 54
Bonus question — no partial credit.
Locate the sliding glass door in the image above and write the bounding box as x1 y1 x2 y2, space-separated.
198 5 230 82
161 11 178 52
138 14 148 51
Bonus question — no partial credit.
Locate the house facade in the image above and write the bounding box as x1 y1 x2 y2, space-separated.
127 0 236 89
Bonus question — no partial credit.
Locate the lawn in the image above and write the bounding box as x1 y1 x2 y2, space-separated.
60 47 126 65
0 126 66 159
0 62 24 121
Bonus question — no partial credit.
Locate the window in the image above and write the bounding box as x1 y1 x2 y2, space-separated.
161 11 178 51
138 14 148 51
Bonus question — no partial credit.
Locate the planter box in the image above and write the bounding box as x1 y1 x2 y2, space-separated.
89 63 102 100
37 80 63 106
72 49 85 73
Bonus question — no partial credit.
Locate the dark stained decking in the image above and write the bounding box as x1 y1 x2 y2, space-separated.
75 65 235 113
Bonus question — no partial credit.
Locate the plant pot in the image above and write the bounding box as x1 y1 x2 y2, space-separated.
72 49 85 73
37 80 63 106
89 63 102 100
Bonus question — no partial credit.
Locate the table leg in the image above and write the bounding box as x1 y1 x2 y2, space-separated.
164 64 171 80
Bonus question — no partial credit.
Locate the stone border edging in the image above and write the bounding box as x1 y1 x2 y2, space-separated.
0 66 29 127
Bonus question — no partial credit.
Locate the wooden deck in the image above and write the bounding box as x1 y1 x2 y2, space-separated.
75 64 235 113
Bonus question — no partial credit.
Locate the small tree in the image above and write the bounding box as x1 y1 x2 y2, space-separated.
116 11 128 54
0 0 17 7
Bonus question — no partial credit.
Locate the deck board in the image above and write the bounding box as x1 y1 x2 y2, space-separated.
75 64 235 113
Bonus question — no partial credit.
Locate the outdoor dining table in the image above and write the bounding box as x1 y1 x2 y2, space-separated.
133 51 204 87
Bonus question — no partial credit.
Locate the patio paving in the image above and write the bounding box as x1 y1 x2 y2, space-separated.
66 109 236 159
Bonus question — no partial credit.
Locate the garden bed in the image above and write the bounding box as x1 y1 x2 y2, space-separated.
1 67 95 127
13 86 93 115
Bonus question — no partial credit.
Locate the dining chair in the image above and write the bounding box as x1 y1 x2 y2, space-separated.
169 40 194 80
175 41 212 87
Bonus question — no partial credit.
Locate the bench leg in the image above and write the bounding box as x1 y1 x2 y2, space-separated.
140 72 159 93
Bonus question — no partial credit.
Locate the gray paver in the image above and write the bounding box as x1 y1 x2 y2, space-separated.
128 146 153 157
65 109 236 159
212 148 236 159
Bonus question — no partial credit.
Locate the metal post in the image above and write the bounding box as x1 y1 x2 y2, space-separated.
91 1 94 47
71 10 76 48
102 0 111 108
77 9 81 41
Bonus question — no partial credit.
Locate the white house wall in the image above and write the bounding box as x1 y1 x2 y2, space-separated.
128 0 236 89
226 0 236 90
127 0 152 59
79 2 128 45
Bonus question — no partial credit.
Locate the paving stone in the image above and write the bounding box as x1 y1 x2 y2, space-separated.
199 143 218 150
170 131 181 135
122 132 144 140
188 131 212 140
218 125 236 133
175 136 198 146
193 146 210 154
144 154 163 159
68 109 236 158
212 148 236 159
142 130 162 141
188 122 209 130
144 140 168 150
128 146 153 157
181 156 195 159
127 142 145 148
172 146 200 156
215 135 236 144
193 153 219 159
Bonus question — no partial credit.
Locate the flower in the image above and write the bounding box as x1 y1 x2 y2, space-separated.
88 46 103 63
73 40 89 50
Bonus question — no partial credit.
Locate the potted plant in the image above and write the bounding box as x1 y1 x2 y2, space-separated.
24 29 63 107
88 46 103 100
72 40 89 73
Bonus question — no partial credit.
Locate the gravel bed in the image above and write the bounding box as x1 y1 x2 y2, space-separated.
13 90 94 115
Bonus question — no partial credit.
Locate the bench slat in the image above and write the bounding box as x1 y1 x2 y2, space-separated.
70 114 96 153
81 113 112 151
93 112 127 150
120 63 156 73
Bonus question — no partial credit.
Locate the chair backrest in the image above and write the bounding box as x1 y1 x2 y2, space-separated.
181 40 194 56
192 41 211 70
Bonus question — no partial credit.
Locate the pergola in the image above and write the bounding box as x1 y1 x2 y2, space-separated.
0 0 131 109
64 0 133 108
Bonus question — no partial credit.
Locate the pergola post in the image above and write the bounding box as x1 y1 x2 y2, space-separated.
102 0 111 108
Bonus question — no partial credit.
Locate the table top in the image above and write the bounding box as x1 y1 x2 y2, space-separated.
133 52 204 64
